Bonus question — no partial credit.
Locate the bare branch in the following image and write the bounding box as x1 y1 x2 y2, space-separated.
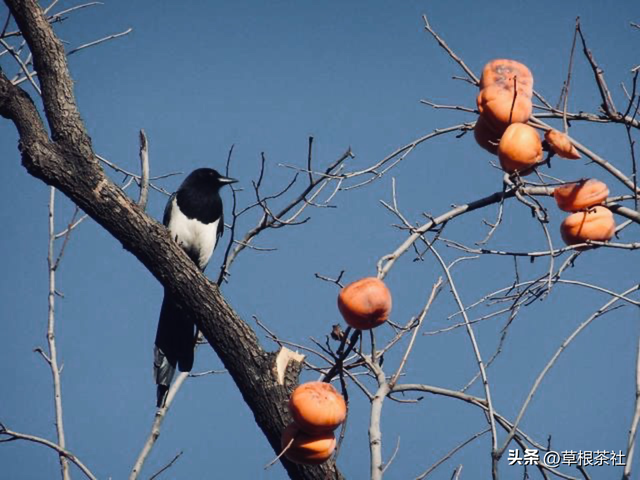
415 429 490 480
0 425 97 480
188 369 227 378
498 284 640 458
137 129 149 209
1 37 40 93
389 279 442 388
129 371 190 480
426 245 499 477
421 14 479 85
624 332 640 479
576 19 618 117
148 451 183 480
377 185 554 278
46 187 70 480
67 27 132 56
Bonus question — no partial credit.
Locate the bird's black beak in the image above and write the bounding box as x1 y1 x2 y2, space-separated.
218 176 238 185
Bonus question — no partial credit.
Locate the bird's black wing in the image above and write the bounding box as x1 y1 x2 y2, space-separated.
216 209 224 247
162 193 176 227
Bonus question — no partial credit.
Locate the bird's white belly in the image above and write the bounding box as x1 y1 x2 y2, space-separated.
167 199 219 269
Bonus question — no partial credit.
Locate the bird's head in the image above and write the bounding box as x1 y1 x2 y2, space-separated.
182 168 238 192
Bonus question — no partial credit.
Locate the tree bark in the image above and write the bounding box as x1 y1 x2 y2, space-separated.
0 1 343 478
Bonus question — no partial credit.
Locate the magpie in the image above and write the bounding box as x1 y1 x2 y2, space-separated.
154 168 237 408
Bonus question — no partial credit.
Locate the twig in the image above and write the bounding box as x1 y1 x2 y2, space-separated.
576 19 618 117
48 2 103 22
419 99 476 113
138 129 149 209
451 465 463 480
415 428 490 479
148 451 183 480
421 14 479 85
314 270 345 288
1 37 41 93
530 116 640 194
426 245 499 478
1 10 12 38
497 284 640 459
188 369 227 378
307 136 314 185
264 433 294 469
381 436 401 475
43 0 61 15
389 279 442 388
46 188 70 480
343 124 466 182
623 72 639 211
54 213 88 239
368 360 390 480
129 371 189 480
227 145 353 266
477 184 506 245
0 425 97 480
624 331 640 480
53 205 80 271
557 19 580 133
377 185 554 278
67 27 132 56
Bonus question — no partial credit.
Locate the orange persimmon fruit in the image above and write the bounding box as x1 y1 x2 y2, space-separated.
560 206 616 246
280 423 336 465
288 381 347 434
497 123 543 174
476 59 534 131
553 179 609 212
474 115 502 155
337 277 392 330
477 85 533 131
544 129 581 159
479 59 534 93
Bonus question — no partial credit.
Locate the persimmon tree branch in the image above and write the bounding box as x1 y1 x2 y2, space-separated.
426 245 499 478
498 284 640 458
129 371 190 480
391 384 575 479
0 424 97 480
0 2 340 479
45 187 70 480
364 280 442 480
376 185 555 278
415 428 490 480
624 333 640 480
576 18 618 118
137 129 149 209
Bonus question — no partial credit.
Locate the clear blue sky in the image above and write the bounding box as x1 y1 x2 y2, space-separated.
1 1 639 479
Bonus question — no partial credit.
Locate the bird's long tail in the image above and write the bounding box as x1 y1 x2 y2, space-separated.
153 291 195 407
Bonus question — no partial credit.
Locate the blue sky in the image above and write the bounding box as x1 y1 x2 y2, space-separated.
1 1 639 479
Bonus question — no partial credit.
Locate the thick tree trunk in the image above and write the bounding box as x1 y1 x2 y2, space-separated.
0 1 343 478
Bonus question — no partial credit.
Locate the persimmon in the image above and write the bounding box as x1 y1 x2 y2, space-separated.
560 206 616 246
474 115 502 155
497 123 543 174
553 179 609 212
477 85 533 131
476 59 534 132
281 423 336 465
288 381 346 434
337 277 392 330
545 129 581 159
479 59 534 93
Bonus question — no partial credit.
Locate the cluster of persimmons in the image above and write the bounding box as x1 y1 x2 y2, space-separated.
474 59 616 246
280 60 619 467
281 278 392 465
